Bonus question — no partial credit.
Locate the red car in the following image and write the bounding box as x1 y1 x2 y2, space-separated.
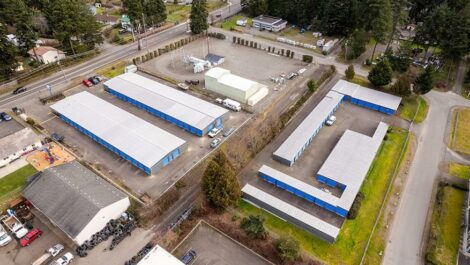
20 228 42 247
82 79 93 87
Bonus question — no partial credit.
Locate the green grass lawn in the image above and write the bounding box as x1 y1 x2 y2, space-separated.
448 163 470 180
218 15 251 31
166 4 191 23
399 96 429 123
349 76 374 88
238 127 409 264
426 185 465 265
0 164 37 210
96 61 127 78
450 108 470 155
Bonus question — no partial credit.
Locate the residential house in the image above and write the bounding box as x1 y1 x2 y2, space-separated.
28 46 66 64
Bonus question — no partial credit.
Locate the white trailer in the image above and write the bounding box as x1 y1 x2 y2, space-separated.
223 98 241 112
0 223 12 246
1 215 28 238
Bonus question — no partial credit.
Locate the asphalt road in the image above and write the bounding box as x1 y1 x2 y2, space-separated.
0 0 241 108
383 90 470 265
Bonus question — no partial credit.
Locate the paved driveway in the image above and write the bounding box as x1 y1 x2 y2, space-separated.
383 91 470 265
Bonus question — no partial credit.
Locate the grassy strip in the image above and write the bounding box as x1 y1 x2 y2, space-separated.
238 127 409 264
448 163 470 180
218 15 252 31
450 108 470 155
0 164 38 210
96 61 127 78
399 96 429 124
426 185 465 265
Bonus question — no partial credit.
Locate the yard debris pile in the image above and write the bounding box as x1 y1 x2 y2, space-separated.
124 242 155 265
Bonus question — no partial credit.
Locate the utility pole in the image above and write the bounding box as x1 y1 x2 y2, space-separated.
56 50 67 81
69 37 77 58
137 22 142 51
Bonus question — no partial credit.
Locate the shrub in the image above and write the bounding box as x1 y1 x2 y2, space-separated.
240 215 267 239
276 237 300 262
302 55 313 63
345 64 355 80
307 80 316 92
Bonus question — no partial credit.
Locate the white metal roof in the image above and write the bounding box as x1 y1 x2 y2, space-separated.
242 184 340 239
331 80 402 111
259 165 340 205
50 92 186 169
137 245 184 265
205 67 265 92
318 122 388 210
273 91 344 164
104 73 228 131
0 127 41 159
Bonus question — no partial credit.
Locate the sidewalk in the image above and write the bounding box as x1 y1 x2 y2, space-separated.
0 157 28 179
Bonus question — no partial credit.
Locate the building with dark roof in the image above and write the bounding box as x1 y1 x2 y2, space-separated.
252 15 287 32
23 161 130 245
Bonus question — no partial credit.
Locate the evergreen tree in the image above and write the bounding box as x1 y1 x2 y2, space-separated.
44 0 103 51
365 0 393 60
190 0 208 34
391 74 412 97
345 64 355 80
320 0 357 36
415 66 434 94
386 0 409 50
144 0 167 26
346 28 368 60
241 215 267 239
202 151 241 212
244 0 268 17
276 237 300 262
123 0 144 26
368 59 393 87
0 23 18 80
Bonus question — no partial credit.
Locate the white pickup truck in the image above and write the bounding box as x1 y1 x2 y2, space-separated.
1 215 28 238
0 223 12 246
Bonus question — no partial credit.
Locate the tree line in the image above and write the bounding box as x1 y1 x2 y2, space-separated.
0 0 103 80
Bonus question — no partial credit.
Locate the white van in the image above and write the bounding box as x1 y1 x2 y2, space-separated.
124 64 138 73
223 98 241 112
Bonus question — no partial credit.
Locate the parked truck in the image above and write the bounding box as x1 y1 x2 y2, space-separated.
223 98 241 112
1 214 28 238
0 223 12 246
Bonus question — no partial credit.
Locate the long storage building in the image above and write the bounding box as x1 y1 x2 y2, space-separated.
104 73 228 136
242 184 340 243
50 91 187 174
331 80 401 115
273 91 344 166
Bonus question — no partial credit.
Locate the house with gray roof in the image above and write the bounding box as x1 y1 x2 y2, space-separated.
23 161 130 245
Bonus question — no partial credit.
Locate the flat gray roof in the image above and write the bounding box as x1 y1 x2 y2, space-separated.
0 127 41 159
252 15 283 24
104 73 228 131
273 91 344 164
50 91 186 169
259 165 339 205
23 161 128 239
331 80 402 111
318 122 388 210
242 184 340 239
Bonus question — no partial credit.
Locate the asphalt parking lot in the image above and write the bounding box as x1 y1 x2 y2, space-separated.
0 118 23 138
173 221 272 265
239 85 403 227
38 77 251 199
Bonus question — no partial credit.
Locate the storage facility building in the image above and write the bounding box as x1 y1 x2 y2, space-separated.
23 161 130 245
50 91 187 174
316 122 388 216
205 67 269 106
331 80 401 115
104 73 228 136
252 15 287 32
242 184 340 243
273 91 344 166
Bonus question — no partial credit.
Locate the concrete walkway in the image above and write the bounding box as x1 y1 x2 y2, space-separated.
0 158 28 179
383 91 470 265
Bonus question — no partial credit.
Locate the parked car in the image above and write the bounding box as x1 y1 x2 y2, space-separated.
12 86 27 95
208 127 222 138
50 252 74 265
20 228 42 247
0 112 12 121
210 138 222 148
190 80 199 85
287 72 298 80
180 250 197 264
88 76 100 85
51 133 64 142
177 83 189 90
47 244 64 257
82 79 93 87
215 98 223 104
223 127 235 137
0 224 12 247
325 115 337 126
